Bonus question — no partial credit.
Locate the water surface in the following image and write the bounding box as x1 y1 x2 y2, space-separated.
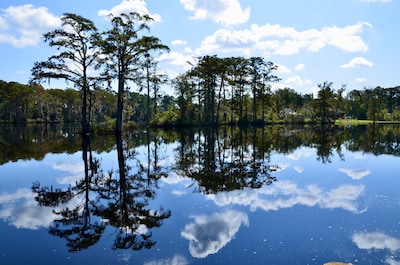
0 124 399 264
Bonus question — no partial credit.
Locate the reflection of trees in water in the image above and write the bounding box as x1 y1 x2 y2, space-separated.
31 134 171 252
312 125 344 163
175 126 278 194
92 134 171 251
346 124 400 156
0 124 82 164
32 137 105 251
2 124 400 166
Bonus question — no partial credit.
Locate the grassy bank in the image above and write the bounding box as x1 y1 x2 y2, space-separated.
335 119 400 126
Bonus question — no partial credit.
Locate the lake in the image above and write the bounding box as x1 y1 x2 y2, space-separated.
0 124 399 265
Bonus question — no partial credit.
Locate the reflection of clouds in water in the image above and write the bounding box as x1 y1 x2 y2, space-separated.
144 255 189 265
287 150 312 160
352 232 400 265
0 188 80 230
338 168 370 180
161 171 191 185
181 210 249 258
386 257 400 265
352 232 400 252
117 252 131 262
294 166 304 173
275 163 289 171
171 189 186 196
207 180 365 213
52 161 84 184
354 152 367 160
161 171 193 196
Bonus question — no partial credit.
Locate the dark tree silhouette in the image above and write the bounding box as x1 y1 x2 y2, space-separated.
32 137 106 251
91 133 171 250
31 13 100 135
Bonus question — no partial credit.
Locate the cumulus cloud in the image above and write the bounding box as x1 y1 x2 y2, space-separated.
0 4 60 47
338 168 371 180
341 56 374 68
285 76 312 87
206 180 366 213
356 77 369 83
196 22 370 56
180 0 250 26
181 210 249 258
98 0 161 22
158 51 196 74
295 63 305 71
171 39 188 46
275 64 291 74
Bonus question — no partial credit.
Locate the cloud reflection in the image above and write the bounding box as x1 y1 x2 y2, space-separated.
181 210 249 258
144 255 189 265
52 161 84 184
0 188 80 230
352 232 400 264
338 168 371 180
207 180 365 213
287 149 312 160
352 232 400 252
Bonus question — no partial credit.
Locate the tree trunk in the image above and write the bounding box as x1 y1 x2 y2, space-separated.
116 73 125 135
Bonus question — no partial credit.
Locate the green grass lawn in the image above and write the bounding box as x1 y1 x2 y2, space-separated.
335 119 400 125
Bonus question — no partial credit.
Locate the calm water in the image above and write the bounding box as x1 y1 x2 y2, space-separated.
0 124 399 265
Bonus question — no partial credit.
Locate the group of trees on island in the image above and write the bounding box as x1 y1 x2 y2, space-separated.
1 13 400 134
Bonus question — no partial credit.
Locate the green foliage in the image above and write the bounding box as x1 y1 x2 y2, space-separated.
31 13 101 134
0 13 394 130
151 106 178 126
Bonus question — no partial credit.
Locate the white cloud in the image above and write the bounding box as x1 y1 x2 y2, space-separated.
197 22 370 56
352 232 400 252
338 168 371 180
158 51 196 71
197 28 256 55
341 56 374 68
295 63 305 71
275 64 291 74
98 0 161 22
181 210 249 258
207 181 366 213
356 77 369 83
0 4 60 47
180 0 250 26
285 76 313 87
171 39 187 46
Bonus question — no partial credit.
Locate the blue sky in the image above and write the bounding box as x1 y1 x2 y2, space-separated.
0 0 399 96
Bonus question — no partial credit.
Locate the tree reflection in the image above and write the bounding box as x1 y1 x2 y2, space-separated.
313 125 344 163
175 126 278 194
341 124 400 156
91 133 171 251
31 133 171 252
32 137 105 251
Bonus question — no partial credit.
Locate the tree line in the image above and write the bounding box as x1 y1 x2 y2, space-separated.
2 77 400 129
1 13 400 133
